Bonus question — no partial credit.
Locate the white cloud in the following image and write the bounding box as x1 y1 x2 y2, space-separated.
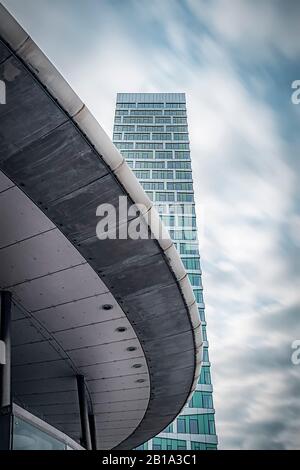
187 0 300 61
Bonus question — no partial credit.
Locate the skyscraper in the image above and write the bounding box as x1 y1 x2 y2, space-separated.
113 93 217 451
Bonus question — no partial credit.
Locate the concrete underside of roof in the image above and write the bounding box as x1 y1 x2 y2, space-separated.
0 31 197 449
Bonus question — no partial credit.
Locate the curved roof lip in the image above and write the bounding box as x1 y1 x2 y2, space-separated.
0 4 202 449
0 170 151 449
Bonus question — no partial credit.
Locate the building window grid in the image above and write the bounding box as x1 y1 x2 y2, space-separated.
167 183 193 191
155 117 171 124
135 161 165 169
123 116 154 123
164 109 187 116
176 414 216 436
114 99 216 448
135 142 163 149
121 151 154 159
152 437 187 451
113 125 135 132
166 125 188 132
136 125 165 132
189 391 213 409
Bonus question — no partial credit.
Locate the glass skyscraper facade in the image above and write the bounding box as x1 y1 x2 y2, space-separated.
113 93 217 451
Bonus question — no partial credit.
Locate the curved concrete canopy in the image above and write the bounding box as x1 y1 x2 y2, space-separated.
0 4 202 450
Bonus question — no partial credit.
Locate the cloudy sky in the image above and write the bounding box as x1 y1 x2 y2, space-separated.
3 0 300 449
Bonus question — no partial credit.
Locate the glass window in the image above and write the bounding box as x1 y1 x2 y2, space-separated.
198 308 206 321
182 258 200 270
124 133 150 140
161 215 175 227
178 216 196 227
114 142 134 149
122 150 153 159
13 417 65 450
155 192 175 202
176 171 192 180
114 125 135 132
191 442 217 450
116 102 136 108
174 203 195 215
137 125 164 132
170 230 196 241
167 161 191 169
208 415 216 435
194 289 204 303
113 133 122 140
137 102 164 108
141 182 164 190
145 191 154 199
166 143 189 150
153 438 187 450
152 170 173 179
189 391 213 409
133 170 150 179
174 151 190 159
180 243 199 255
173 133 189 141
177 417 186 433
124 116 153 123
164 109 186 116
184 230 197 240
166 126 188 132
131 109 163 116
177 193 194 202
203 348 209 362
155 151 173 159
152 133 172 140
165 102 185 108
191 441 206 450
155 117 171 123
189 418 199 434
167 182 193 191
173 117 187 124
188 274 202 287
155 203 168 214
203 393 213 409
189 391 200 408
163 423 173 433
199 366 211 385
135 161 164 169
198 413 216 435
136 143 163 149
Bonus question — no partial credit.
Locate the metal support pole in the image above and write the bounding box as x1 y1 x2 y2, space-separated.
0 291 12 409
89 413 97 450
76 374 92 450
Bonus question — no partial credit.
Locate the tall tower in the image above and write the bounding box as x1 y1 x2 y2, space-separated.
112 93 217 451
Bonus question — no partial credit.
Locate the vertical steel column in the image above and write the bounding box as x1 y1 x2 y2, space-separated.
89 413 98 450
0 291 12 409
76 374 92 450
0 291 12 450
